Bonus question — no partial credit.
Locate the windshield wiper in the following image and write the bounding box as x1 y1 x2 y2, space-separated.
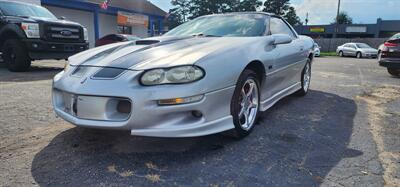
192 33 221 37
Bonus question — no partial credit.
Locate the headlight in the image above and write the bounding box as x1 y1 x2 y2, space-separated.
21 22 40 38
140 66 205 86
83 27 89 41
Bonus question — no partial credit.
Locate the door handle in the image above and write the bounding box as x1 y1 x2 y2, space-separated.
300 46 304 51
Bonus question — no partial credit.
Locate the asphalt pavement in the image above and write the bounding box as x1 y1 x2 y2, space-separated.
0 57 399 186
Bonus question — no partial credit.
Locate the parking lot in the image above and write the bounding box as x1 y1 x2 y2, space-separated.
0 57 399 186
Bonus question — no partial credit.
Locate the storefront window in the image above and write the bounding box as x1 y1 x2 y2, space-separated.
118 25 132 34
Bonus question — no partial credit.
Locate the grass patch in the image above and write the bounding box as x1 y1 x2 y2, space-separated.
320 52 337 57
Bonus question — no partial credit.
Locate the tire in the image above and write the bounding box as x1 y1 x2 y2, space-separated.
356 52 362 59
2 39 31 72
229 69 260 138
339 51 344 57
295 59 312 96
387 68 400 77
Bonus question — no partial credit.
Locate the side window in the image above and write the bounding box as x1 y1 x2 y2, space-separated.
270 17 296 38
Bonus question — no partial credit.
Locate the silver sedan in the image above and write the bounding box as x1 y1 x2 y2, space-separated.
337 43 378 58
52 13 315 138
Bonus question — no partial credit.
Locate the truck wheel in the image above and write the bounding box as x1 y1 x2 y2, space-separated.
2 39 31 72
387 68 400 77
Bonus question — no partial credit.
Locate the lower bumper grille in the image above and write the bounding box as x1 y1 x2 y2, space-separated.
53 90 131 121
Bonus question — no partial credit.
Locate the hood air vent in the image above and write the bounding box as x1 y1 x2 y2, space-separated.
135 40 160 45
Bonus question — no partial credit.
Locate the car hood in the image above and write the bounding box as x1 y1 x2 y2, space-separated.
69 36 256 70
7 16 83 27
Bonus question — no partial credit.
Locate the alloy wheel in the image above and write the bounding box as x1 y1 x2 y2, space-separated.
303 63 311 92
238 79 259 131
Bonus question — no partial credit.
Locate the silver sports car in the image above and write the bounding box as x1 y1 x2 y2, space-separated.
52 12 315 138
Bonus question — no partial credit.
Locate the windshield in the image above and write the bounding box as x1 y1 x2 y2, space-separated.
165 14 267 37
0 1 56 19
356 43 371 48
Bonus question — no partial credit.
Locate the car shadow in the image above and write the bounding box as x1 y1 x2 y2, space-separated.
31 90 359 186
0 62 63 82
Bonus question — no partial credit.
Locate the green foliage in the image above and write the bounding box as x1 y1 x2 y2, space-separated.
167 0 263 29
168 0 191 29
283 7 302 26
263 0 302 26
332 12 353 24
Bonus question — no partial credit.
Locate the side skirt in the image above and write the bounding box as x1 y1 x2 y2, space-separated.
259 82 302 112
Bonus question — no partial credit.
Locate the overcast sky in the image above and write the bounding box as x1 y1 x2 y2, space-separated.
148 0 400 25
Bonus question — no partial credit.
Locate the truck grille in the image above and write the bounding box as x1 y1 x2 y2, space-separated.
44 25 83 42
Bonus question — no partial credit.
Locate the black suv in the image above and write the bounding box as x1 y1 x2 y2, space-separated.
0 1 89 72
378 33 400 77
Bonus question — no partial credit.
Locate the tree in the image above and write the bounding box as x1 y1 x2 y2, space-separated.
168 0 191 29
233 0 263 12
333 12 353 24
263 0 302 26
283 7 302 26
263 0 290 15
168 0 263 25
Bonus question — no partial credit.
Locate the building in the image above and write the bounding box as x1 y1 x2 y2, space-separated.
18 0 167 47
294 19 400 39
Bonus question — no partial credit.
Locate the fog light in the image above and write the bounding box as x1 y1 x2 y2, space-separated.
32 43 38 48
192 111 203 118
158 95 204 105
117 100 131 114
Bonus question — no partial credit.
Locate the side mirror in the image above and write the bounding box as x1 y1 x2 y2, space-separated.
272 34 293 45
59 16 66 20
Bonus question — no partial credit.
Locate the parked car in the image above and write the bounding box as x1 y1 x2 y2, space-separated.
337 43 378 58
378 33 400 77
0 0 89 72
52 13 315 138
95 34 140 47
314 43 321 57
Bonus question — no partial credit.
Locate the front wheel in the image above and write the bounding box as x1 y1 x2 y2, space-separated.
229 69 260 138
295 59 312 96
2 39 31 72
356 52 362 59
339 51 344 57
388 68 400 77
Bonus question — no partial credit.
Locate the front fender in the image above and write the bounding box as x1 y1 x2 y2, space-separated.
0 24 26 39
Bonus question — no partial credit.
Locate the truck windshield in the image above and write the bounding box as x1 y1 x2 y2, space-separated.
0 1 56 19
165 14 267 37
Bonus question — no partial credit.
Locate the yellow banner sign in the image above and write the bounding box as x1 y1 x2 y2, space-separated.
310 27 325 33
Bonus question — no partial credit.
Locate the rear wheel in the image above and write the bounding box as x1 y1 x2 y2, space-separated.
387 68 400 77
229 69 260 138
2 39 31 72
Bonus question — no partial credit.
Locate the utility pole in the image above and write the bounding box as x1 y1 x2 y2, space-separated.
305 12 309 26
333 0 341 38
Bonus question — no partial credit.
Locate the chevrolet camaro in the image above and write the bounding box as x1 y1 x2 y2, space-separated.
52 12 315 138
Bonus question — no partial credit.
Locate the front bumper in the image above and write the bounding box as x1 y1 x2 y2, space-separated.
23 39 89 60
52 69 235 137
362 52 378 58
